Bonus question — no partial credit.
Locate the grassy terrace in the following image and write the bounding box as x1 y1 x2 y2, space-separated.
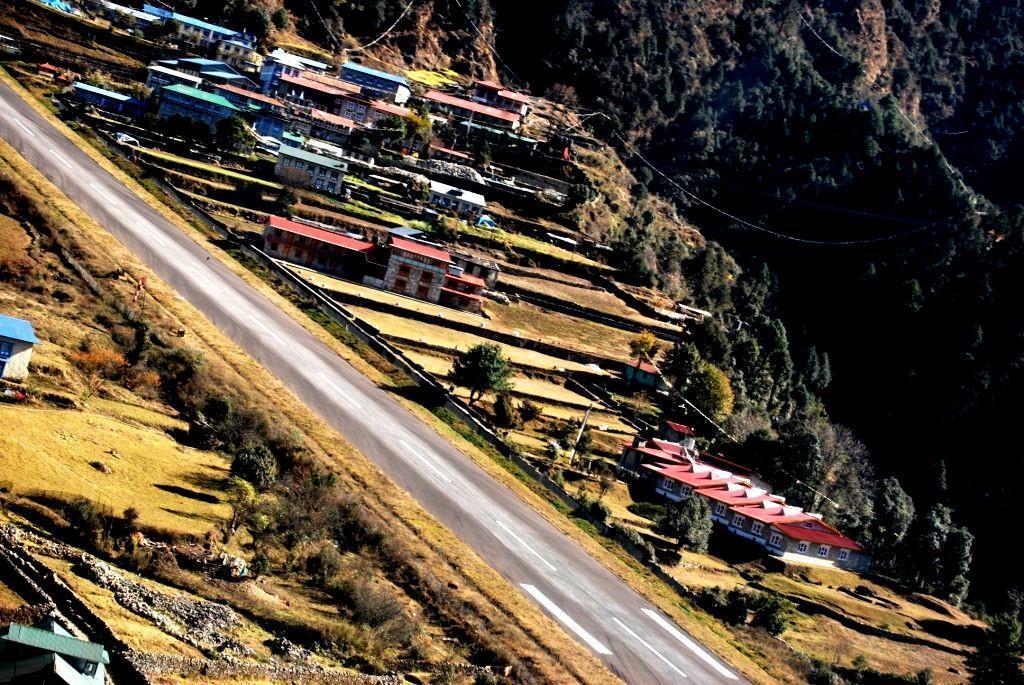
133 146 282 189
294 265 637 362
348 305 605 375
459 220 612 269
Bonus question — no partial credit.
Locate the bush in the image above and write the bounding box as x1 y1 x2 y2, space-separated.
518 400 542 426
749 591 795 636
493 391 519 427
580 495 611 523
64 498 104 544
231 444 279 490
306 543 343 588
348 579 403 627
627 501 667 521
72 347 127 380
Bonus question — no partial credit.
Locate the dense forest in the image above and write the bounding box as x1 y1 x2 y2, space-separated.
183 0 1024 620
485 0 1024 617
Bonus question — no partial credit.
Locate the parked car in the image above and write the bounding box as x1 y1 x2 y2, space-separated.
114 132 140 146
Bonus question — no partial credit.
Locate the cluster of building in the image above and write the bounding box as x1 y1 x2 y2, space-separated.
619 421 870 572
261 216 498 313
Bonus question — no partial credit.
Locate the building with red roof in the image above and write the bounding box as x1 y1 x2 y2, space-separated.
382 236 486 313
471 79 532 117
421 89 522 130
623 357 669 391
262 214 377 277
622 428 871 572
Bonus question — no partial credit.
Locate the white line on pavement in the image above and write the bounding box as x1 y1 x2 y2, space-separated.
399 439 453 484
249 315 285 345
642 609 737 680
88 182 117 205
14 118 34 136
611 617 688 678
494 519 558 573
520 584 612 655
48 148 73 169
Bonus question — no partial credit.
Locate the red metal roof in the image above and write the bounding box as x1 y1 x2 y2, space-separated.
731 502 815 525
497 89 531 104
429 142 471 159
441 286 484 301
390 235 450 263
370 100 411 118
304 71 361 94
213 83 283 107
774 521 863 551
279 72 348 97
645 463 742 489
665 421 695 437
267 215 374 253
445 271 486 288
309 108 358 129
423 90 520 123
629 358 661 375
699 484 784 508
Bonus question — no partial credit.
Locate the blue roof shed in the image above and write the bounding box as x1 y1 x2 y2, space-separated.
0 314 40 344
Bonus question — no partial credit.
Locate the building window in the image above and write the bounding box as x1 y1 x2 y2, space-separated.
715 503 727 517
769 533 782 547
838 549 849 561
680 485 692 497
731 514 745 528
661 477 678 492
394 278 407 292
817 545 830 558
751 522 764 536
796 542 809 554
398 264 412 276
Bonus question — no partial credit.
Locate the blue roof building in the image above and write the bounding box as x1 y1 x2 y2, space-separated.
0 313 39 382
70 82 146 118
341 62 411 104
142 4 253 48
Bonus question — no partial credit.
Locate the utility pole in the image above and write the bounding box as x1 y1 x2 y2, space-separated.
568 402 593 467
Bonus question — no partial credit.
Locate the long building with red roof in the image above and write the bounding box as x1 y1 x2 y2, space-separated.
421 89 522 130
622 422 870 572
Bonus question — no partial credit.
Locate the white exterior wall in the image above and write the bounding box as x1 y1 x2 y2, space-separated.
0 337 33 381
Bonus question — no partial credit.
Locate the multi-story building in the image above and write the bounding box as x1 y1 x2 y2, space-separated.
142 4 252 49
472 79 531 117
261 215 376 276
382 236 486 312
622 427 871 572
216 38 263 74
274 144 347 194
341 62 411 104
156 83 239 130
421 89 521 130
259 48 329 95
146 64 203 91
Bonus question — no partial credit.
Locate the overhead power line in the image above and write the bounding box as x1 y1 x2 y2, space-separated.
352 0 417 52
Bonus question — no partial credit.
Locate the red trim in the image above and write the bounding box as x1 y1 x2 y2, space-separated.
213 83 283 107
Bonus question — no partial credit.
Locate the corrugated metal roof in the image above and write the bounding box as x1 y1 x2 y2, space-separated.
277 144 344 169
342 62 408 86
72 82 133 102
0 624 108 664
0 314 40 344
161 84 239 111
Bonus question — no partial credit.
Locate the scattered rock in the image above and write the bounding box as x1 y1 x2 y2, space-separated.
89 461 110 474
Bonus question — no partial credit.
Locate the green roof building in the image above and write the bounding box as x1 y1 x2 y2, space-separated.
0 619 109 684
156 83 239 131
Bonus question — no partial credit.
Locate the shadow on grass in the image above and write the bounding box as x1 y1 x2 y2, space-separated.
154 483 221 504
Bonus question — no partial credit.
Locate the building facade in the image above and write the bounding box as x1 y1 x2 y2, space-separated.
146 64 203 91
0 314 38 382
274 144 347 194
0 619 108 683
428 180 486 216
156 83 239 129
341 62 411 103
262 215 375 276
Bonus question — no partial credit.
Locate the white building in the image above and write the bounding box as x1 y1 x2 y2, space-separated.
428 179 486 216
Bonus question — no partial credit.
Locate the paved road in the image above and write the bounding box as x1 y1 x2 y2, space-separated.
0 81 745 684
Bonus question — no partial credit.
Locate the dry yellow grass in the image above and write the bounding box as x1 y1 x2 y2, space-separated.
349 306 603 374
0 406 230 536
0 76 626 684
0 580 25 610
